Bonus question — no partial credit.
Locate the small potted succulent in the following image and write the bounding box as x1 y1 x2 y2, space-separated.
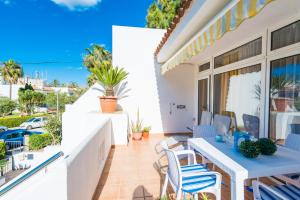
131 110 143 140
239 140 260 158
256 138 277 155
142 126 151 138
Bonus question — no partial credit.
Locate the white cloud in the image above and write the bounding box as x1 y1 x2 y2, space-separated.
51 0 101 11
1 0 12 5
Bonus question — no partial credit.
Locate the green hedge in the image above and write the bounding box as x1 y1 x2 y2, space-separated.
0 114 47 128
29 133 53 151
0 141 5 160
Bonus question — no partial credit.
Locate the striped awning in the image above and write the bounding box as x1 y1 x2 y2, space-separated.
161 0 274 75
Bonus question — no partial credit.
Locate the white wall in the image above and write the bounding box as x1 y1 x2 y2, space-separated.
1 155 67 200
113 26 195 133
66 119 112 200
1 118 112 200
0 84 23 100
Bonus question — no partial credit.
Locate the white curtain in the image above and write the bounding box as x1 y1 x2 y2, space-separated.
226 72 261 127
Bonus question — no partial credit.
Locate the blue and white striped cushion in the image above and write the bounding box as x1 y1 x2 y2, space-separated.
181 164 208 173
181 174 216 194
259 184 300 200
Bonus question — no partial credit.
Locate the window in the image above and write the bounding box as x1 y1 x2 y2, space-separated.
214 38 262 68
8 133 19 139
198 77 210 124
213 64 261 137
271 20 300 50
269 54 300 141
34 118 41 122
198 62 210 72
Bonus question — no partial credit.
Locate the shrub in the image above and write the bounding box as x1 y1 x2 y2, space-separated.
239 140 260 158
0 114 46 128
0 141 5 160
0 97 17 117
256 138 277 155
29 133 53 151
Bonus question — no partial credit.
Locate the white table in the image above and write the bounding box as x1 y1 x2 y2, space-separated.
188 137 300 200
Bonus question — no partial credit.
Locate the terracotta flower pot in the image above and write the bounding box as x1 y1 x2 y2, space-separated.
142 131 149 138
99 96 118 113
132 132 142 140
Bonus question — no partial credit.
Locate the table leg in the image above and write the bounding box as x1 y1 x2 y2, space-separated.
231 178 245 200
187 143 192 165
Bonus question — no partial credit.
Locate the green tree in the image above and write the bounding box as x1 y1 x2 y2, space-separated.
19 83 34 92
45 115 62 144
0 97 17 117
146 0 181 29
18 90 45 115
1 59 23 99
46 92 78 112
87 74 97 87
49 79 60 87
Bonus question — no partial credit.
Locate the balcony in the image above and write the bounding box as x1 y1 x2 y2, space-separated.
92 134 271 200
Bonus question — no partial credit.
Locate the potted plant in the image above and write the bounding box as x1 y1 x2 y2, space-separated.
131 110 143 140
91 61 128 113
256 138 277 155
239 140 260 158
142 126 151 138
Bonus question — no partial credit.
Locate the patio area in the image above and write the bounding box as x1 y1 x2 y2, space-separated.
92 134 273 200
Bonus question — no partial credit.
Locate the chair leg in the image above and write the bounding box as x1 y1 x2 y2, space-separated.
161 174 168 198
176 190 182 200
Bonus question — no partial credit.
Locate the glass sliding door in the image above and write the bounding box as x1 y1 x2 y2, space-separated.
213 64 262 136
269 54 300 141
198 77 210 124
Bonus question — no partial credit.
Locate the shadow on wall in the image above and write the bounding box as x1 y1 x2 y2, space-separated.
153 58 195 134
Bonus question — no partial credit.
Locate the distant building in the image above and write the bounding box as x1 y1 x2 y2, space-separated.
18 76 45 90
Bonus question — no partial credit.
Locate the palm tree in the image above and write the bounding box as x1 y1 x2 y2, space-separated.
83 44 111 70
68 81 78 88
87 74 97 87
1 59 23 99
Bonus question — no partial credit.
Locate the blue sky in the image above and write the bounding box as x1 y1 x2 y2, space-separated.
0 0 153 86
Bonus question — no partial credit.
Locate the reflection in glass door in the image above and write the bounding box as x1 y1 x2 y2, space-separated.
198 77 210 124
269 54 300 141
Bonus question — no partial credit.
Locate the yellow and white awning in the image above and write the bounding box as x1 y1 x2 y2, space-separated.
161 0 274 75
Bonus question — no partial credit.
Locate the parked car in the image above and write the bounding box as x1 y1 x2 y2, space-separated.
0 126 8 133
0 129 42 149
19 117 48 130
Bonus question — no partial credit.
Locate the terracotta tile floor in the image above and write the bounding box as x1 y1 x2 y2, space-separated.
92 134 272 200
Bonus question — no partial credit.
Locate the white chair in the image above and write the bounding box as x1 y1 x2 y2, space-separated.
160 140 221 200
253 180 300 200
243 114 260 138
193 114 231 166
199 111 213 125
213 114 231 135
193 114 231 138
275 134 300 187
